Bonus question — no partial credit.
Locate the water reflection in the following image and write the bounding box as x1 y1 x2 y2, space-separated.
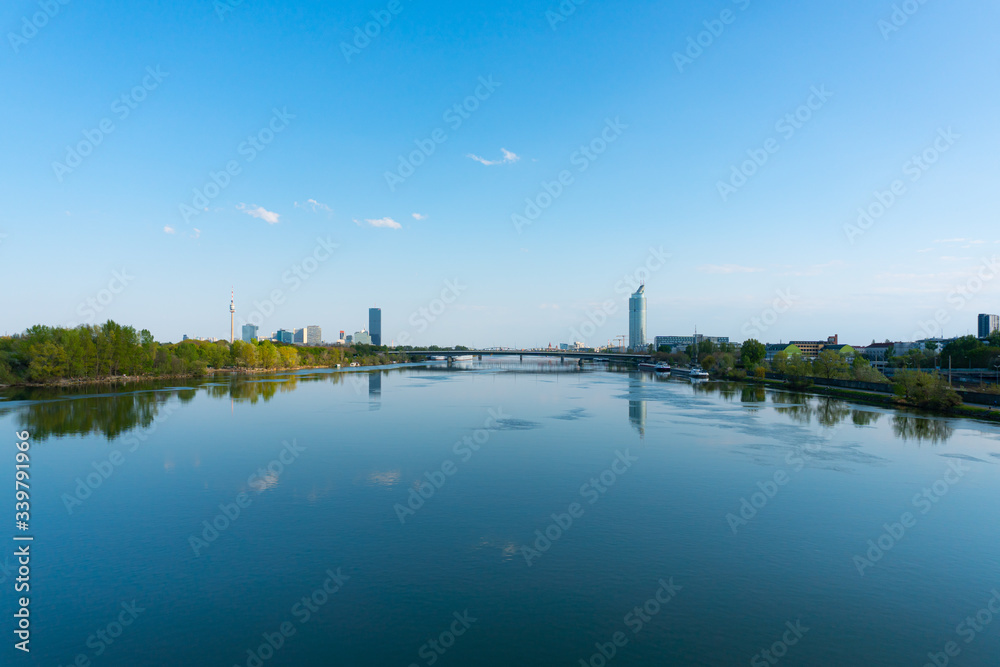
13 392 167 442
892 414 954 444
741 385 766 405
851 410 883 427
816 398 852 428
770 392 814 424
1 367 413 441
627 372 646 439
0 366 965 447
369 372 382 411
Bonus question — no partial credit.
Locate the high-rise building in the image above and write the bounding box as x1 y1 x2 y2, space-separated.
979 314 1000 338
306 325 322 345
276 329 294 344
369 308 382 346
339 330 345 341
241 324 258 343
628 286 646 351
293 328 305 344
654 335 730 350
353 330 372 345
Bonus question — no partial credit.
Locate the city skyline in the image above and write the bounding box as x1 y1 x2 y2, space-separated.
2 1 998 346
183 287 996 350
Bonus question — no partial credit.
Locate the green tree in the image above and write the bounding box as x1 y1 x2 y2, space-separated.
772 350 789 374
785 355 813 389
278 346 298 368
257 341 278 368
741 339 766 367
893 370 961 410
813 349 849 379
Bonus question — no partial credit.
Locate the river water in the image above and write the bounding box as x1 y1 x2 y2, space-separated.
2 358 999 666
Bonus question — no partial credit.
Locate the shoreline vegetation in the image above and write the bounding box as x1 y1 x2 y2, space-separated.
725 375 1000 424
0 320 424 389
3 322 997 424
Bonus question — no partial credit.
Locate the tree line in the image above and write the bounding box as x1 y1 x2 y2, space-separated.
0 321 404 385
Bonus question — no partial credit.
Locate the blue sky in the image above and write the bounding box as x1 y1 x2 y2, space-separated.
1 0 998 347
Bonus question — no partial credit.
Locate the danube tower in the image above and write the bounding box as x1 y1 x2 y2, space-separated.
230 289 235 343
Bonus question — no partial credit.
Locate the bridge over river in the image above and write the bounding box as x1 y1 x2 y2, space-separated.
388 350 653 363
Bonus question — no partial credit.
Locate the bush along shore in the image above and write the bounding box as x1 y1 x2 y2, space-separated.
716 368 1000 424
0 321 419 388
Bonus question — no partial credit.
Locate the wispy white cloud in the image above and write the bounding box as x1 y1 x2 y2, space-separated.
238 203 281 224
698 264 764 275
412 213 428 221
467 148 520 166
355 217 402 230
191 228 201 240
934 238 967 244
295 198 332 214
775 260 845 277
163 226 175 234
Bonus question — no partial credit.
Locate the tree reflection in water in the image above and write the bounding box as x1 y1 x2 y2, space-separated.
2 368 400 442
770 391 814 424
0 371 963 447
892 414 954 445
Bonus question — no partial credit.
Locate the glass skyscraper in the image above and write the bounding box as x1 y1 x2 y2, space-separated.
629 286 646 351
241 324 258 343
369 308 382 346
306 325 322 345
979 313 999 338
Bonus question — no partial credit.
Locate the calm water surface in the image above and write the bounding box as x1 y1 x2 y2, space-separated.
2 359 999 666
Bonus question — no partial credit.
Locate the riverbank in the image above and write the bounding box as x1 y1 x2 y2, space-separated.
738 376 1000 424
0 361 415 390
